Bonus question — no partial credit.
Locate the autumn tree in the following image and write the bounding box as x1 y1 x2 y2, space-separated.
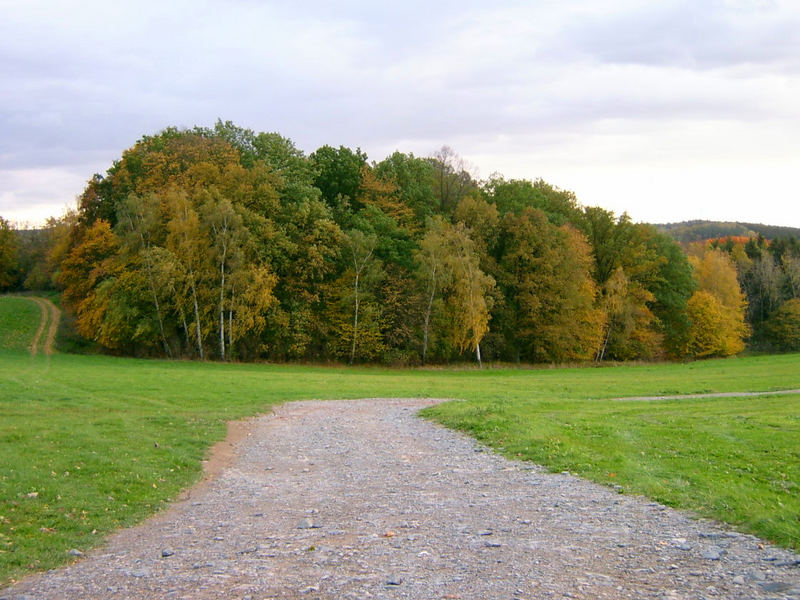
442 223 495 367
578 209 668 359
58 220 121 344
493 209 603 363
687 248 748 357
358 166 415 231
687 291 747 357
165 190 207 358
596 267 661 361
453 194 500 268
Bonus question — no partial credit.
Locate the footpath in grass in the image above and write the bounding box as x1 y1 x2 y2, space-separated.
1 344 800 584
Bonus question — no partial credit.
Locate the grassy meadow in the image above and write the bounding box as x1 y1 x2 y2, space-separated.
1 296 799 585
0 298 41 353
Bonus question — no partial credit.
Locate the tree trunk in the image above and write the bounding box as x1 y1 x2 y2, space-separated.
476 342 483 369
422 268 437 366
596 324 611 362
228 284 234 358
188 270 204 360
218 244 227 361
169 282 191 354
350 271 360 366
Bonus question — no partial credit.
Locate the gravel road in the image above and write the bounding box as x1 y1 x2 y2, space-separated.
3 398 799 599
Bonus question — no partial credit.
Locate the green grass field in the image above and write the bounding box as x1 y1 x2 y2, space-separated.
0 298 41 353
1 296 799 585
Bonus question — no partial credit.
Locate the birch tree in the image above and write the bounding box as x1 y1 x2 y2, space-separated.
165 190 206 359
344 228 379 365
201 193 245 360
445 223 494 367
414 217 453 365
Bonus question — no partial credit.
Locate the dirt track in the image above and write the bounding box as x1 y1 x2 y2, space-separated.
25 296 60 356
3 398 799 600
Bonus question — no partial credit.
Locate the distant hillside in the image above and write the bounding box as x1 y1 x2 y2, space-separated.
656 220 800 244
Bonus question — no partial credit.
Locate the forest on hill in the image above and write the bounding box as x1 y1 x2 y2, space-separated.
658 220 800 244
2 121 799 364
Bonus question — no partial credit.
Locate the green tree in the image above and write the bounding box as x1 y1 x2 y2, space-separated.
766 299 800 351
429 146 477 215
783 255 800 299
116 194 172 357
374 152 436 222
200 193 247 360
0 217 19 290
483 177 582 225
265 198 342 360
311 145 368 212
741 254 784 341
415 217 454 365
643 229 696 358
343 228 380 365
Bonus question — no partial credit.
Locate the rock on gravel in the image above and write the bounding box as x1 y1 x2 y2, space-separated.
3 398 800 600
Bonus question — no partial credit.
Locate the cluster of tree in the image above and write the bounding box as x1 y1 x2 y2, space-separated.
705 235 800 351
659 220 800 245
2 121 772 364
0 216 18 290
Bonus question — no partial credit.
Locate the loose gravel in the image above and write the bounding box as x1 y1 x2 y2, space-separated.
3 398 799 599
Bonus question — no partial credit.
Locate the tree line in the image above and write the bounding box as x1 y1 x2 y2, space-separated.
2 121 796 363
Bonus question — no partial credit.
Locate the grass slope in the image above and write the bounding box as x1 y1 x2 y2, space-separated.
1 298 799 584
0 297 41 353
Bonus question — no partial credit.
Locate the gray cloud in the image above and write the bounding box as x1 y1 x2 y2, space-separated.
1 0 799 225
549 1 800 71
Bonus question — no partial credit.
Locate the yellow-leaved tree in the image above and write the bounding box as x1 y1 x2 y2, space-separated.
687 249 748 357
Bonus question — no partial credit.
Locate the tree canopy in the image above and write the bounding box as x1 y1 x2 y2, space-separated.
12 121 786 364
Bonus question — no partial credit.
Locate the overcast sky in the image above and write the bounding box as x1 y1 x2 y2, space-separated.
2 0 799 227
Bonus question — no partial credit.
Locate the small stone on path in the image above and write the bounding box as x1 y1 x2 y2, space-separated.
702 547 724 560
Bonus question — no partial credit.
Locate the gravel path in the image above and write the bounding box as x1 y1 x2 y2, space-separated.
4 398 799 599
